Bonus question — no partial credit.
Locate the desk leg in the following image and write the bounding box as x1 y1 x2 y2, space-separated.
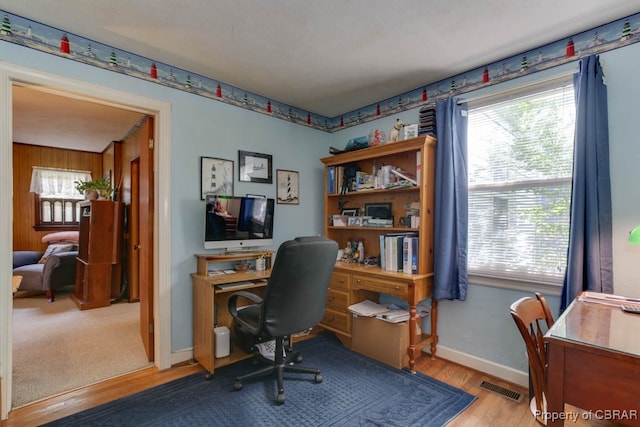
546 342 565 427
407 282 419 373
408 303 417 373
430 298 438 359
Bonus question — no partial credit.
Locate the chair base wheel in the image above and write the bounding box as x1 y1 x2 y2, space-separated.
233 380 243 391
276 393 285 404
315 373 323 383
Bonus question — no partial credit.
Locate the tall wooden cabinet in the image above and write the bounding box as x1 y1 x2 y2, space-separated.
320 135 438 372
72 200 124 310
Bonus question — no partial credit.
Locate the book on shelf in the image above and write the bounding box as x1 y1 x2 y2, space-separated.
328 166 336 194
402 236 419 274
379 235 386 270
382 232 418 272
336 166 345 194
416 150 422 183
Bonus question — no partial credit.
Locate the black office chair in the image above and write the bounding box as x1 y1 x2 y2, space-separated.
228 236 338 404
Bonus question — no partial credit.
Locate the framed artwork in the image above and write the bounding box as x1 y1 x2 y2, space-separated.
276 169 299 205
341 208 360 216
365 202 392 219
201 156 233 199
239 151 272 183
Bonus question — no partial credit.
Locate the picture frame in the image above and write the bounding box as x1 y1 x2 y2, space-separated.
239 150 272 183
342 208 360 216
276 169 299 205
201 156 233 199
364 202 392 219
347 216 362 226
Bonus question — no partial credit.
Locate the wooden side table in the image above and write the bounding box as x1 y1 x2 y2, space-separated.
12 275 22 293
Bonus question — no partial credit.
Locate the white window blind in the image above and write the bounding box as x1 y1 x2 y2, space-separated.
467 82 575 284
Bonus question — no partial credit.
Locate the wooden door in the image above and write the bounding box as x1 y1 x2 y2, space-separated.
135 117 154 361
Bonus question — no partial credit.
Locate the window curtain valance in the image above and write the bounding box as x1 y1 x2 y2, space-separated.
29 167 91 198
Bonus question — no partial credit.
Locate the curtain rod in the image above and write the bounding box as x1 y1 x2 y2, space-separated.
458 67 577 106
32 166 91 174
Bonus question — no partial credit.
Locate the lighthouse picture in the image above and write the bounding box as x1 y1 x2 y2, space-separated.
276 170 299 205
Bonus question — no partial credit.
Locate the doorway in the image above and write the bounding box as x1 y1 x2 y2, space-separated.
0 63 173 418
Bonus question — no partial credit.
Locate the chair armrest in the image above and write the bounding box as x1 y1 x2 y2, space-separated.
42 251 78 285
13 251 43 269
228 291 263 318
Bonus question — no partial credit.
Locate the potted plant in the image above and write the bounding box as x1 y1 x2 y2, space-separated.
74 177 113 200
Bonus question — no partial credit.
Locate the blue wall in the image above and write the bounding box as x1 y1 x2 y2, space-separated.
4 35 640 380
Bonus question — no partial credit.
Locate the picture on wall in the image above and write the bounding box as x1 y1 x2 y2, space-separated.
239 151 273 183
201 156 233 199
276 169 299 205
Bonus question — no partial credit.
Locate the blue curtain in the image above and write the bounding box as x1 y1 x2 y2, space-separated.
433 98 469 300
560 55 613 311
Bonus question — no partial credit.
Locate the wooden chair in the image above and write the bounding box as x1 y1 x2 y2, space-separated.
535 292 555 329
510 293 555 425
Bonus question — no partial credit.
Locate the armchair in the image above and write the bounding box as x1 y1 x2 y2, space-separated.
228 236 338 404
12 231 79 302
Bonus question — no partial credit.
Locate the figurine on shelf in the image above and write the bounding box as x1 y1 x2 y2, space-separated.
389 119 406 143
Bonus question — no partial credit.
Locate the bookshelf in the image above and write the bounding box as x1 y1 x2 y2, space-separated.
320 135 438 372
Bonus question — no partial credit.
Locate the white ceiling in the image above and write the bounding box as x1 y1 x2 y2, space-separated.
4 0 640 151
12 86 146 153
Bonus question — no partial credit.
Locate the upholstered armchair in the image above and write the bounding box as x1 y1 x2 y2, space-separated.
12 231 79 302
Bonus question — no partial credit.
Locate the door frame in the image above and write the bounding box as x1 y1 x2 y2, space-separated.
0 62 173 419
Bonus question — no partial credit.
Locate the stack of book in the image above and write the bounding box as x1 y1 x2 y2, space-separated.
379 232 419 273
418 105 436 136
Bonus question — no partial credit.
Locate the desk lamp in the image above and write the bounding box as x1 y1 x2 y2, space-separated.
629 225 640 245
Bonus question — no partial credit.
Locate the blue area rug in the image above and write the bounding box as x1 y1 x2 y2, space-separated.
46 333 476 426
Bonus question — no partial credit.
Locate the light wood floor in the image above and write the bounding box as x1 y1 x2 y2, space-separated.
1 351 614 426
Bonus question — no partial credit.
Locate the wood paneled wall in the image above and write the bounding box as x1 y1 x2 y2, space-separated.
12 143 103 251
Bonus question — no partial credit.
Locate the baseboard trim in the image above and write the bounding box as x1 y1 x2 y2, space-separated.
425 345 528 388
171 348 194 367
173 345 528 388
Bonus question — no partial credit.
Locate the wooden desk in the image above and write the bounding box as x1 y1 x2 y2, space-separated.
320 262 437 373
544 295 640 426
192 252 272 379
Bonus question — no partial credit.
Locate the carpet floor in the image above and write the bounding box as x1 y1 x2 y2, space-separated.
12 289 151 408
46 333 477 427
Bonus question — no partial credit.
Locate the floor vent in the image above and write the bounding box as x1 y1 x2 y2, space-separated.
477 380 523 402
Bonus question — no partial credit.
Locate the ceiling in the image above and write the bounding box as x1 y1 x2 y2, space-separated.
12 86 146 153
4 0 640 152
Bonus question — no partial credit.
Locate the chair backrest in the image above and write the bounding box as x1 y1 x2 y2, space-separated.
510 295 555 417
261 236 338 337
535 292 555 328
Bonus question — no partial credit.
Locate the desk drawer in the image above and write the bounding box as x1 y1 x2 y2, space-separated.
329 271 350 290
326 288 349 310
352 274 408 299
321 307 351 333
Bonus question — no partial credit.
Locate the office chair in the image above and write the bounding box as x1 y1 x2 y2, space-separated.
510 293 555 425
228 236 338 404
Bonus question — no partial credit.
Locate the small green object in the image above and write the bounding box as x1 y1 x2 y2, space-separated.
629 225 640 245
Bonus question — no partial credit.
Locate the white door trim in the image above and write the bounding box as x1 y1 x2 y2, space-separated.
0 61 173 419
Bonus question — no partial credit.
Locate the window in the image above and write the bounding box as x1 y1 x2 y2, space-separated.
30 167 91 230
467 79 575 285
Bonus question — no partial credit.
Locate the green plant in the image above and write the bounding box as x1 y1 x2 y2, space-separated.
74 177 113 199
